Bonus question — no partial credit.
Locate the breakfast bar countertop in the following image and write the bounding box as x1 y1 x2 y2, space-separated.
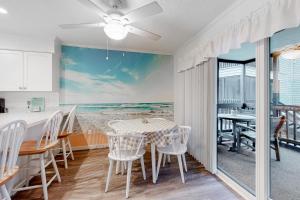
0 106 72 128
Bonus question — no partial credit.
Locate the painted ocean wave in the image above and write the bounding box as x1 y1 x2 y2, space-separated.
61 102 173 113
60 102 174 134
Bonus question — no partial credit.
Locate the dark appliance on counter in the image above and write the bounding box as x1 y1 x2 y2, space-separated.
0 98 5 113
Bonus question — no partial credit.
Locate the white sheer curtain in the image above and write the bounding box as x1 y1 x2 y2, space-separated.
177 0 300 72
178 58 217 171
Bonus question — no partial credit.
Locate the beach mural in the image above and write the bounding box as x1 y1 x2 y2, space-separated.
60 45 174 136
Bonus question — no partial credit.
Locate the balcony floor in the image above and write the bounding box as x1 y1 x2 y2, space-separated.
13 148 242 200
218 144 300 199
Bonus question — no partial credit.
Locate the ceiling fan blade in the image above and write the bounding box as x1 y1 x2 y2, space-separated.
59 22 105 29
127 25 161 41
122 1 163 24
77 0 108 18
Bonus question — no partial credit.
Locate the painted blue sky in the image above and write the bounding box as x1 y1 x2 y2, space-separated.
60 45 173 104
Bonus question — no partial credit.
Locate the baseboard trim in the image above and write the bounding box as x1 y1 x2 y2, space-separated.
72 144 108 151
216 170 256 200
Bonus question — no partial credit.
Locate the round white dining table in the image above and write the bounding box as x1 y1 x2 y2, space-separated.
108 118 177 183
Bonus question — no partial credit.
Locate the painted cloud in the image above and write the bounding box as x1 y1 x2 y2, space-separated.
60 45 173 104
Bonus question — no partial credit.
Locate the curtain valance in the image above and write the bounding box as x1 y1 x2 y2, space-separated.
177 0 300 72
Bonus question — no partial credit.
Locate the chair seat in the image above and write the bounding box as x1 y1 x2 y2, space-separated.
58 131 70 139
157 144 187 155
108 149 146 161
19 140 58 156
0 167 19 186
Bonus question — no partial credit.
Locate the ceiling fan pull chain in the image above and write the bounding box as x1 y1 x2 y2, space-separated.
106 38 109 60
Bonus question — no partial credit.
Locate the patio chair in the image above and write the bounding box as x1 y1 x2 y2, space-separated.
238 116 285 161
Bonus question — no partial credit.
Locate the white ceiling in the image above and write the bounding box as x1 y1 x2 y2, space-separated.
0 0 237 54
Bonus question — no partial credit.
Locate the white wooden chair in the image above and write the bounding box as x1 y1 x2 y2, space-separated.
107 120 130 175
0 120 27 200
13 111 64 200
56 105 77 168
105 132 146 199
156 126 191 183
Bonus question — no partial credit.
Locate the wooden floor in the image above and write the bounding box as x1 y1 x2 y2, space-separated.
13 148 243 200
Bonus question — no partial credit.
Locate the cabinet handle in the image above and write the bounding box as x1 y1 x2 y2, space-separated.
19 86 23 90
23 87 27 90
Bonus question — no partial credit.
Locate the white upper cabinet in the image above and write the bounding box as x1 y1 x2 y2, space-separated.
0 50 55 91
0 50 24 91
24 52 52 91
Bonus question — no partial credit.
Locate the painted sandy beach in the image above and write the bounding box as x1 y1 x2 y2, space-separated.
61 102 174 134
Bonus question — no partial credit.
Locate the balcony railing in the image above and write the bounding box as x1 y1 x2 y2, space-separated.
273 105 300 146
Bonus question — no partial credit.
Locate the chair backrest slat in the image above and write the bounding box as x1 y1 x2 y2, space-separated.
60 105 77 135
38 111 63 149
106 132 144 160
271 116 285 138
0 120 27 179
165 126 191 153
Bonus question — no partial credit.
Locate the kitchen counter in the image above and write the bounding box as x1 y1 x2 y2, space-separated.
0 106 71 128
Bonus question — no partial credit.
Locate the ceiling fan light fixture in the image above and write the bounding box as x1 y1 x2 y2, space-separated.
104 21 128 40
0 7 8 14
281 49 300 60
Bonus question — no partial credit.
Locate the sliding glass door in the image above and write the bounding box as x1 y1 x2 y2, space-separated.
217 43 256 194
269 25 300 200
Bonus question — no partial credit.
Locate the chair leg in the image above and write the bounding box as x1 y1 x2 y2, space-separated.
156 152 163 178
121 161 125 175
162 154 166 167
182 153 187 172
140 157 146 180
1 185 11 200
105 159 114 193
167 155 171 163
115 161 120 175
25 155 31 187
40 154 49 200
177 155 185 184
67 137 75 160
274 139 280 161
62 139 68 169
126 161 132 199
50 150 61 182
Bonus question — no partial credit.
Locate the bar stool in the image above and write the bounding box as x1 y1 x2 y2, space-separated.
0 120 27 200
56 105 77 169
13 111 64 200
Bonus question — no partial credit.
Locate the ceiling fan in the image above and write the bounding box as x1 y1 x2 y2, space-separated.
59 0 163 41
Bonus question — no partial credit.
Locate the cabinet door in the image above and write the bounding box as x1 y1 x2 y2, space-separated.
0 50 24 91
24 52 52 91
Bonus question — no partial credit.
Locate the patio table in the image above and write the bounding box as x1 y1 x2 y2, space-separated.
108 118 177 183
218 114 256 151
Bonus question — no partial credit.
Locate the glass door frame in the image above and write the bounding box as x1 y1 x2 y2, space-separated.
214 38 271 200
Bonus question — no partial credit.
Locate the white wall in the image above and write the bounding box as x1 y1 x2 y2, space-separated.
0 33 56 53
0 92 59 111
52 38 62 92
